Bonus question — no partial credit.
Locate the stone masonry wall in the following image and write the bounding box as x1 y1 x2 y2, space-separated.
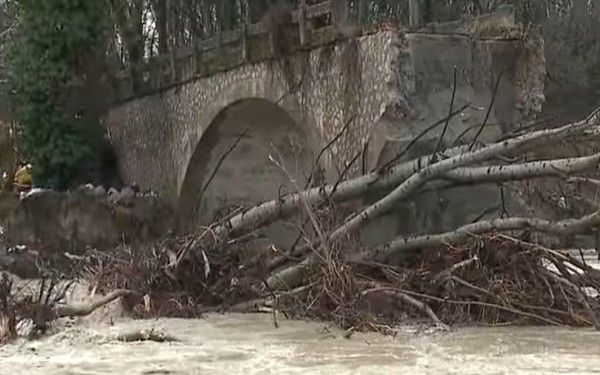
106 30 399 208
107 20 545 240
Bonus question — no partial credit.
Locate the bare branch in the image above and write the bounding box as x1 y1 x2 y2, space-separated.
362 287 445 326
371 211 600 262
199 129 247 200
323 107 600 248
442 153 600 183
468 68 507 150
52 289 133 319
377 103 470 173
430 66 458 164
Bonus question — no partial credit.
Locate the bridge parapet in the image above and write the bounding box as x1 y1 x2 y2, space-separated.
115 1 347 102
115 2 521 104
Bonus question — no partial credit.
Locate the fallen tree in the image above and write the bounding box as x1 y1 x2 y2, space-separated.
6 107 600 344
264 108 600 290
71 106 600 332
211 107 600 241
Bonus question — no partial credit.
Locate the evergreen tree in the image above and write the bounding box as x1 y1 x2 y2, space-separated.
7 0 111 189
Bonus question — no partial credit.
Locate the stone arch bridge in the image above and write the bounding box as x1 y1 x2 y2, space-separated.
106 4 545 245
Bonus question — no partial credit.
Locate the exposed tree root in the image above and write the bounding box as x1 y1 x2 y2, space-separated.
51 289 133 319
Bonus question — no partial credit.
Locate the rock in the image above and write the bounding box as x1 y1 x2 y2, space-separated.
92 186 106 196
120 186 135 198
114 186 136 206
20 188 46 200
107 187 120 202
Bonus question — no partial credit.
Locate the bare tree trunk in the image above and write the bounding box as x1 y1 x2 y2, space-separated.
265 108 600 289
151 0 169 54
110 0 146 88
370 211 600 263
409 0 422 28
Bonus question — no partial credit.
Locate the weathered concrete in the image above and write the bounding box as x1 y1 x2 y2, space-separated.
107 11 545 244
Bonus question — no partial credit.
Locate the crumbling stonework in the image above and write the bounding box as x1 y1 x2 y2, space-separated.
363 23 546 246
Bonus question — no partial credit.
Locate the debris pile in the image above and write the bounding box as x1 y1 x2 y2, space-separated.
5 108 600 345
75 229 600 334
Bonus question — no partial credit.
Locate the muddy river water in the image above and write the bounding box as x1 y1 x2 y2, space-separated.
2 313 600 375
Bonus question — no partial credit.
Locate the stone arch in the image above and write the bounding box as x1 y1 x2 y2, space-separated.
177 97 317 247
170 68 325 198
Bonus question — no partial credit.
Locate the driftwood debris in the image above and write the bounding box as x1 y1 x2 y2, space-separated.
0 273 133 344
4 106 599 342
51 289 132 319
79 106 600 333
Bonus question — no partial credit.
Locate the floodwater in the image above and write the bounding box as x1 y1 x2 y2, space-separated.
2 313 600 374
2 254 600 375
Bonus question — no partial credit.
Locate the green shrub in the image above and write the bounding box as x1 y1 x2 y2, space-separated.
7 0 110 189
